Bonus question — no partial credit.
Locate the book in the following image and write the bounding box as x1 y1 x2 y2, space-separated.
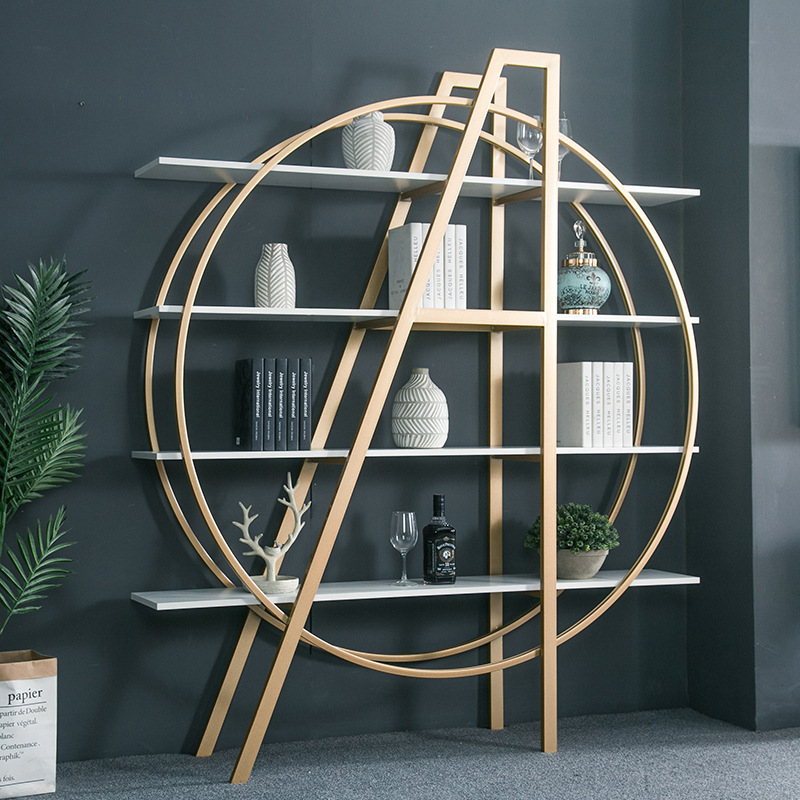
263 358 276 451
234 358 264 450
443 224 456 309
287 358 300 451
275 357 288 451
557 362 593 447
420 223 445 308
623 361 634 447
612 362 624 447
299 357 313 450
388 223 428 309
591 361 604 447
455 224 467 309
602 362 615 447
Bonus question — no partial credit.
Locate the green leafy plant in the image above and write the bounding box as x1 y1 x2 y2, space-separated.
525 502 620 553
0 258 89 637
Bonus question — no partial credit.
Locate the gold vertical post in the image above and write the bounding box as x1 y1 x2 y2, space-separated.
539 56 561 754
488 78 507 731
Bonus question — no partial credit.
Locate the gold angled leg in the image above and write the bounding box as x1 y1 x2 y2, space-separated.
196 610 261 757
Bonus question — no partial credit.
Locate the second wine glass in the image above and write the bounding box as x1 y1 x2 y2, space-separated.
389 511 418 587
516 116 543 180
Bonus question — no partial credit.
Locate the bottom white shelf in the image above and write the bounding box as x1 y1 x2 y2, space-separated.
131 569 699 611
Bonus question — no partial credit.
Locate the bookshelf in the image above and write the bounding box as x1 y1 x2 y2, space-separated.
132 49 699 783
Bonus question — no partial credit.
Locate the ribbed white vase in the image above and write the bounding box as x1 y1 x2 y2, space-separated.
391 367 449 448
342 111 395 171
254 243 295 308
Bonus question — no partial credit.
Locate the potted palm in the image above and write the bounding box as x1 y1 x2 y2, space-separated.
525 502 619 579
0 257 89 796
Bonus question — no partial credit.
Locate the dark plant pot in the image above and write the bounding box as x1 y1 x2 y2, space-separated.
556 549 608 579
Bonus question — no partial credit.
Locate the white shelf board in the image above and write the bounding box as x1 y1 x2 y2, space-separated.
131 445 696 461
135 157 700 207
557 313 699 328
131 569 699 611
133 305 398 322
134 305 697 328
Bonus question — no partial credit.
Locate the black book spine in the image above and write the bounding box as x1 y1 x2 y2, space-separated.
275 357 287 451
287 358 299 451
234 358 264 451
263 358 276 451
299 357 312 450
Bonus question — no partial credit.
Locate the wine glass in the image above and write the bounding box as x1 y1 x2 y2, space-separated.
557 113 572 179
389 511 418 586
516 116 543 180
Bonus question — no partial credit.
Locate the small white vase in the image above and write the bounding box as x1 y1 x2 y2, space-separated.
391 367 449 448
342 111 395 171
254 243 296 309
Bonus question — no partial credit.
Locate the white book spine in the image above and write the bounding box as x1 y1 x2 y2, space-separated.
455 224 467 309
612 362 624 447
623 361 634 447
592 361 604 447
557 362 593 447
602 362 614 447
419 222 436 308
444 224 456 309
388 222 424 310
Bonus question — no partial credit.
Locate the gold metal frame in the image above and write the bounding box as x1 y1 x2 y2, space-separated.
139 48 698 783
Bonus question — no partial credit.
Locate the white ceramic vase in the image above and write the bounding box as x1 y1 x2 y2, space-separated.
254 243 296 308
391 367 449 448
342 111 395 171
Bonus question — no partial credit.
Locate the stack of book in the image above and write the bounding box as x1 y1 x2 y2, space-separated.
388 221 467 310
556 361 634 448
234 357 313 451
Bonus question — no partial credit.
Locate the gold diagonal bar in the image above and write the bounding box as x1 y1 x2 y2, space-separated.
229 48 543 784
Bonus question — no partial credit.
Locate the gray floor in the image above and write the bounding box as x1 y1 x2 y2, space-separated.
53 709 800 799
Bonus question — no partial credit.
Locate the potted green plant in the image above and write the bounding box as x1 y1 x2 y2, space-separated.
0 257 89 796
525 502 619 579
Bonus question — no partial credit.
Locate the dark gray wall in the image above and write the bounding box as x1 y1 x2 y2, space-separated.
684 0 800 732
749 0 800 729
2 1 693 762
682 0 756 728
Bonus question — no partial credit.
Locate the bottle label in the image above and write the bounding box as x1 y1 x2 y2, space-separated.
424 533 456 582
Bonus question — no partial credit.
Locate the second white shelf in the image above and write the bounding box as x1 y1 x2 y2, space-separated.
131 445 697 461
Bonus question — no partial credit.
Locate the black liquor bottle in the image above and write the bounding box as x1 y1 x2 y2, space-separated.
422 494 456 584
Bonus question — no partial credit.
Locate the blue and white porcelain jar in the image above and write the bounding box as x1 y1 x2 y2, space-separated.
557 221 611 314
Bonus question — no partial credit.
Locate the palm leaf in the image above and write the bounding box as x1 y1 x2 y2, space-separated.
0 259 89 537
0 259 89 383
0 508 74 636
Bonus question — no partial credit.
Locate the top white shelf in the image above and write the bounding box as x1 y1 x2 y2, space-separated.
135 157 700 208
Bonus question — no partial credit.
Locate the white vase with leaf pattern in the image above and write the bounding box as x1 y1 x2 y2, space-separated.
342 111 395 171
391 367 449 448
254 243 295 309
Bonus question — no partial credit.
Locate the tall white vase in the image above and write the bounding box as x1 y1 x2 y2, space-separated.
391 367 449 448
342 111 395 171
254 243 295 309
